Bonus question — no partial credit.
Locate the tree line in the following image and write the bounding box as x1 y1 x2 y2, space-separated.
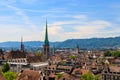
104 50 120 57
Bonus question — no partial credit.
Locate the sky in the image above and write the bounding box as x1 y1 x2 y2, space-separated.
0 0 120 42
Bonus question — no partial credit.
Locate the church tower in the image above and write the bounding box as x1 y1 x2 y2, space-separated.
75 44 79 54
43 21 50 60
20 37 24 53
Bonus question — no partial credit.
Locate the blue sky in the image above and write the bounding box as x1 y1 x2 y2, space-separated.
0 0 120 42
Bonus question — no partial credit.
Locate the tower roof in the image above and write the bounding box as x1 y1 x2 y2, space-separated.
44 20 49 46
21 37 23 44
21 37 24 46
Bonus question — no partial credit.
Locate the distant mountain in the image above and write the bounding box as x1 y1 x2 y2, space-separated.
57 37 120 49
1 37 120 51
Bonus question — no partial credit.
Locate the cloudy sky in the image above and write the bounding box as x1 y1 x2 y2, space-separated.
0 0 120 42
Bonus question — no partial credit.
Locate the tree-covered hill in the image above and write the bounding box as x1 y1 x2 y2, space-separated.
0 37 120 51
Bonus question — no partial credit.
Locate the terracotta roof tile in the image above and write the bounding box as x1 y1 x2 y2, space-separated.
72 68 89 75
0 72 6 80
17 70 41 80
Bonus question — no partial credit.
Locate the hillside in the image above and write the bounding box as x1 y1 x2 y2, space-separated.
0 37 120 51
58 37 120 49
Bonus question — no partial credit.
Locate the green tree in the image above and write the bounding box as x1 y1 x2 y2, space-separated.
104 50 120 57
81 72 100 80
104 50 112 57
2 63 10 73
69 55 77 60
2 71 18 80
56 73 63 80
35 51 42 57
112 50 120 57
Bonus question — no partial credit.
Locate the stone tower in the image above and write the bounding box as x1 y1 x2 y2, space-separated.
75 44 79 54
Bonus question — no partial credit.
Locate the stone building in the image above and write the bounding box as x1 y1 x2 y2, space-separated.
102 65 120 80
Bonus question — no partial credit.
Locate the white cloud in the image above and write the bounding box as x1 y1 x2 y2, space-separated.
46 20 119 41
39 25 64 42
0 18 118 42
0 24 43 42
24 8 68 14
49 20 84 26
2 3 38 32
41 14 88 20
0 16 14 21
73 20 111 37
48 26 63 36
73 14 87 19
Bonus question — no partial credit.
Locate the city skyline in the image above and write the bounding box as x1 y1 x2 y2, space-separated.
0 0 120 42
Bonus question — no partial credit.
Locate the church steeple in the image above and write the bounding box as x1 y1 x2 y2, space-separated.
75 44 79 54
44 20 49 46
43 20 50 60
20 37 24 52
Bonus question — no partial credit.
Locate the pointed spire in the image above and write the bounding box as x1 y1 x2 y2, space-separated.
44 20 49 46
21 36 23 45
21 36 23 47
21 36 24 52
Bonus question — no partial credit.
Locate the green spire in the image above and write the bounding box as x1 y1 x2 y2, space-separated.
44 20 49 46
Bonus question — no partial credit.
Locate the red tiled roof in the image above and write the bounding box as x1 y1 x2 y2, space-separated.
109 65 120 72
27 56 42 63
16 70 41 80
4 50 26 60
72 68 89 75
0 72 6 80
